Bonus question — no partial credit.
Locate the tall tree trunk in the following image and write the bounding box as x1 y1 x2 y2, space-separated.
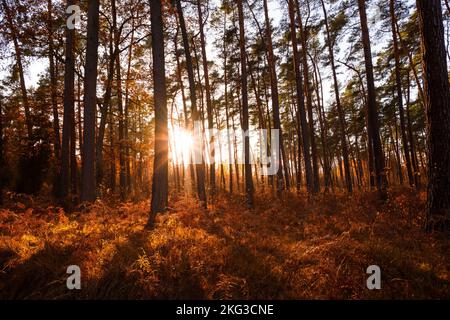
310 51 331 191
1 0 32 139
288 0 313 192
148 0 169 226
47 0 62 197
61 0 76 199
320 0 352 193
95 0 119 187
197 0 216 195
417 0 450 232
0 98 4 205
116 52 126 201
176 0 207 206
358 0 387 196
81 0 100 202
124 17 135 195
222 13 234 194
390 0 414 187
297 0 319 193
405 73 421 187
263 0 288 194
237 0 254 206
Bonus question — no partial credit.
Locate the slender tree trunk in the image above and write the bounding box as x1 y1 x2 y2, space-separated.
95 0 119 187
288 0 313 192
297 0 319 193
197 0 216 195
320 0 352 193
1 0 32 139
109 103 116 192
310 52 331 191
405 73 421 187
263 0 288 194
417 0 450 232
176 0 207 206
223 25 234 194
47 0 62 197
237 0 254 206
390 0 414 187
124 17 135 195
0 98 4 205
148 0 169 226
116 52 126 201
61 0 76 199
358 0 387 196
81 0 100 202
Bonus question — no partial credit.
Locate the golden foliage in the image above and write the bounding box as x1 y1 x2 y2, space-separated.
0 188 448 299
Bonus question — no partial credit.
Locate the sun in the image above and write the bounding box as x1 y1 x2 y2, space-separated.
170 126 193 166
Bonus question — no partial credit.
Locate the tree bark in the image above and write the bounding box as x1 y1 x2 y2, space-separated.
197 0 216 195
1 0 32 139
320 0 352 193
148 0 169 226
61 0 76 199
238 0 255 206
176 0 207 206
390 0 414 187
81 0 100 202
417 0 450 232
288 0 313 192
357 0 387 196
297 0 319 193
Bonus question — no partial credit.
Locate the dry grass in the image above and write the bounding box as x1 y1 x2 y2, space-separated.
0 188 449 299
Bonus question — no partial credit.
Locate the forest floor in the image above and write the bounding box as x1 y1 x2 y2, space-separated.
0 188 449 299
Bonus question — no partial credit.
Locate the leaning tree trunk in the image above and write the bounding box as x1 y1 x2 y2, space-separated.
417 0 450 232
81 0 100 202
357 0 387 196
148 0 169 226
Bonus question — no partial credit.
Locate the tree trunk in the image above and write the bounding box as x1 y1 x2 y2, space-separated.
390 0 414 187
288 0 313 192
263 0 288 194
358 0 387 196
320 0 352 193
0 98 4 205
1 0 32 139
197 0 216 195
238 0 254 206
297 0 319 193
47 0 62 197
417 0 450 232
148 0 169 226
81 0 100 202
176 0 207 206
61 0 76 199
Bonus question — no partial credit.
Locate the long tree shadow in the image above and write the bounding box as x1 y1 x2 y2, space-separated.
83 231 206 300
0 244 78 299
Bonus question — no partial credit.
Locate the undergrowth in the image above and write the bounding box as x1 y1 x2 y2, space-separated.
0 188 448 299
